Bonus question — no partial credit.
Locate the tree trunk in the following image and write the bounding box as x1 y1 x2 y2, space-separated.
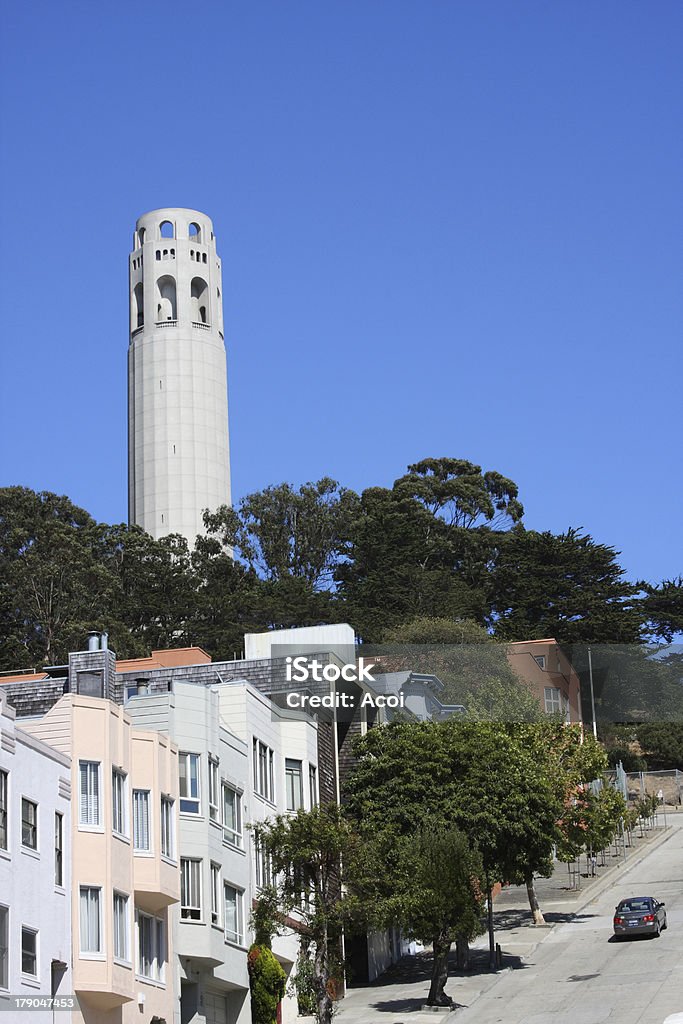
525 872 545 925
455 933 470 971
313 935 335 1024
427 935 452 1006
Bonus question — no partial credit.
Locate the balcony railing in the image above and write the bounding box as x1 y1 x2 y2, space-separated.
192 321 210 330
131 326 144 337
155 320 178 328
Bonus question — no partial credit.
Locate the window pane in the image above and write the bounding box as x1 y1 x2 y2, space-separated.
54 813 63 887
0 772 7 851
79 762 100 827
113 893 128 960
181 858 201 919
80 887 101 953
133 791 150 850
0 906 8 988
285 760 303 810
21 928 37 975
21 799 37 849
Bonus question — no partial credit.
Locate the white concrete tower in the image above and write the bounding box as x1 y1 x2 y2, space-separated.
128 208 231 545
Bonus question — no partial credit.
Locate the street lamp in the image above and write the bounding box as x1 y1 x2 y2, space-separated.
587 646 597 740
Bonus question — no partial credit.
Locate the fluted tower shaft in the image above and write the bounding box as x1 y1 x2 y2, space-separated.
128 208 231 544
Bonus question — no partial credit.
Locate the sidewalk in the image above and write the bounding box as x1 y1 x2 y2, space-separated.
334 819 676 1023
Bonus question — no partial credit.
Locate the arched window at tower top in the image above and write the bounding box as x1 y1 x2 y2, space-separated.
160 220 174 239
138 227 146 246
189 222 201 241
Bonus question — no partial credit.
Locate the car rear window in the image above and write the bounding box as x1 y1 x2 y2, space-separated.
619 899 652 913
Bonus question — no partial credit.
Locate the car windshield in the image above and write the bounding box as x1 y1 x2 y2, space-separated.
618 899 652 913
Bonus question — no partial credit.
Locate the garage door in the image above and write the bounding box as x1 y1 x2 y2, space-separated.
203 991 228 1024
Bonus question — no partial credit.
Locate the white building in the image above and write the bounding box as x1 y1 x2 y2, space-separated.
128 207 231 546
126 677 318 1024
0 689 72 1011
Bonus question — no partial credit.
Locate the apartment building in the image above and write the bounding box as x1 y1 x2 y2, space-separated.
125 678 319 1024
20 692 180 1024
0 689 72 1011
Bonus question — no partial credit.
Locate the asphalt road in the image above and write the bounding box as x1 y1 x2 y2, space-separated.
457 817 683 1024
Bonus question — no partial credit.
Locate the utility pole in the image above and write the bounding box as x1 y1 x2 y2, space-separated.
587 646 598 740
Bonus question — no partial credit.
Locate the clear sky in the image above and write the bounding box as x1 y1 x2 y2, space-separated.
0 1 680 585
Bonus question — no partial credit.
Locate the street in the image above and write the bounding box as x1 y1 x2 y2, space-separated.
458 816 683 1024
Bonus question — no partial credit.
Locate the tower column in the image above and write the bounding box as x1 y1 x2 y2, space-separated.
128 208 231 545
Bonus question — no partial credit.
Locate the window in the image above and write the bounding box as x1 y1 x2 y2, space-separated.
0 905 7 989
21 927 37 976
80 886 102 954
209 758 219 822
254 838 275 890
79 761 101 828
161 796 175 859
210 863 221 925
221 783 242 848
252 739 275 802
534 655 546 669
224 884 244 945
113 892 129 962
54 813 63 887
179 753 200 813
0 770 7 850
133 790 150 851
160 220 174 238
21 798 37 850
180 858 201 920
136 911 165 981
309 765 318 808
112 769 128 837
544 687 562 715
285 759 303 811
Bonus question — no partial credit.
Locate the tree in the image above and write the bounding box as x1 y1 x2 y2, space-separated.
489 528 644 644
393 457 524 529
253 806 359 1024
344 719 563 964
640 578 683 642
380 826 484 1006
0 487 116 666
375 615 543 720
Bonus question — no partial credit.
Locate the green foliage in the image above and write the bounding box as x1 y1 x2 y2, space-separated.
247 944 286 1024
635 723 683 769
606 745 647 773
254 806 358 1024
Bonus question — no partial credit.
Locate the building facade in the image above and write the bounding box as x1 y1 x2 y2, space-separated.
20 693 180 1024
128 207 231 545
507 639 583 724
0 690 72 1013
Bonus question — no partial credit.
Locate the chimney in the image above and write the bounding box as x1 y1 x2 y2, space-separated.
87 631 100 652
100 632 109 651
136 677 150 696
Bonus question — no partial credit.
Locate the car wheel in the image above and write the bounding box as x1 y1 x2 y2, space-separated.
654 924 661 938
663 917 668 930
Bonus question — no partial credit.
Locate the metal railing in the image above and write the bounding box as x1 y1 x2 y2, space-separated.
155 320 178 328
192 321 210 330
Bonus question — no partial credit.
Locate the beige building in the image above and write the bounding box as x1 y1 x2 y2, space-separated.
507 639 583 724
21 694 180 1024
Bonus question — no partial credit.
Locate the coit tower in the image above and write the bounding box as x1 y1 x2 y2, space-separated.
128 208 231 545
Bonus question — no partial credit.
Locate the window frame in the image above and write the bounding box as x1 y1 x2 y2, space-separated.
208 757 220 823
21 926 38 978
113 891 130 964
0 904 8 991
180 857 202 921
179 752 200 815
221 782 243 848
210 862 222 926
54 812 63 888
136 910 165 983
79 886 103 957
0 770 7 852
21 797 38 851
133 789 151 853
285 759 303 811
544 686 563 715
112 769 129 839
223 884 244 946
78 760 102 830
252 738 275 803
160 796 175 861
309 765 318 808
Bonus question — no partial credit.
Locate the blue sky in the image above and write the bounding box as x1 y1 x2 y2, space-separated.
0 1 681 585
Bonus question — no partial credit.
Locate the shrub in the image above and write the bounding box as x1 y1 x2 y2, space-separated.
247 944 287 1024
